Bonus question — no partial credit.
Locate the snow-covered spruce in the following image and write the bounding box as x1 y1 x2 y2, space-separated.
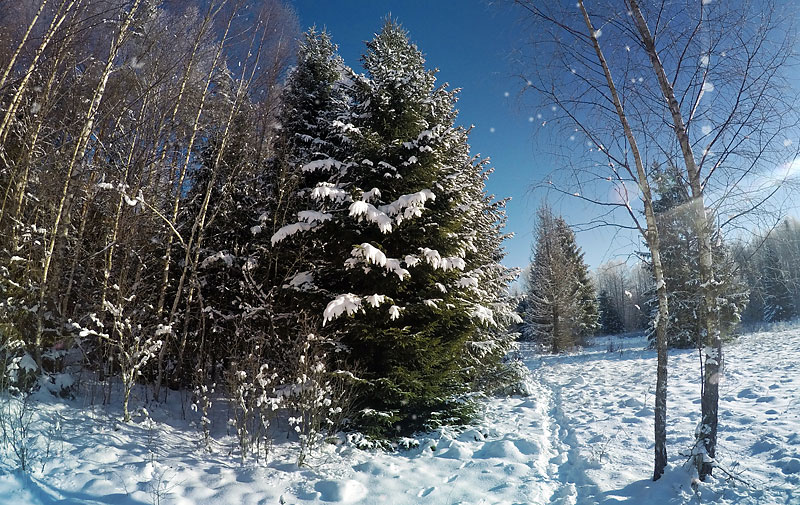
271 21 521 437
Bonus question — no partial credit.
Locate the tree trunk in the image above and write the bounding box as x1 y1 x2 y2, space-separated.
152 5 234 400
33 0 141 367
0 0 49 93
627 0 721 480
0 0 78 145
578 0 670 480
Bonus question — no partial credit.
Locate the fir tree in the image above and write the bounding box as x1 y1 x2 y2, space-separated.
598 290 624 335
762 242 795 322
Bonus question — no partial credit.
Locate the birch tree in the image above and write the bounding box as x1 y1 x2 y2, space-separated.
515 0 798 480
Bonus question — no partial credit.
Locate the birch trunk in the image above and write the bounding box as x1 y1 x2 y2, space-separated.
578 0 671 481
0 0 79 146
33 0 141 367
151 2 233 400
627 0 721 480
0 0 49 93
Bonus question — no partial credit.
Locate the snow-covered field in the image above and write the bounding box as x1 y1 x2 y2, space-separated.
1 327 798 505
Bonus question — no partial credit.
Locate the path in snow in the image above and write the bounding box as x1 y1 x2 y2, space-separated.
1 328 798 504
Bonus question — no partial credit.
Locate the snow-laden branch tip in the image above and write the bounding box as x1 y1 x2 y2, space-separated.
271 221 314 245
350 243 410 280
349 200 393 233
302 158 344 173
311 182 350 202
322 293 363 325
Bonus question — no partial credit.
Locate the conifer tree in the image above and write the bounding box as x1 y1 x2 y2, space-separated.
762 242 795 322
523 206 596 352
598 290 624 335
647 164 748 347
272 21 518 437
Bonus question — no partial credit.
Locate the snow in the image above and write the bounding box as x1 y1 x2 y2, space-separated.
297 210 333 224
287 271 315 291
2 327 799 504
378 189 435 224
271 222 315 245
18 353 37 372
350 244 409 280
311 183 350 203
322 293 362 325
199 251 234 269
364 294 386 308
302 158 344 173
348 201 393 233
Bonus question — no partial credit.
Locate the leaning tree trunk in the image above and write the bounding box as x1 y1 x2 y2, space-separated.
0 0 78 145
628 0 721 481
33 0 141 367
152 5 234 400
0 0 49 93
578 0 671 481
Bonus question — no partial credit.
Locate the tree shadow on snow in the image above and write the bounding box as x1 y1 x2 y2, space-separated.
17 473 151 505
587 466 699 505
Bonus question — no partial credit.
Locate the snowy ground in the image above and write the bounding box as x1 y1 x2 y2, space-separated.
1 327 798 505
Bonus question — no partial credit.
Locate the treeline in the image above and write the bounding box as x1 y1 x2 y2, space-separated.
0 0 522 457
523 163 800 350
735 218 800 325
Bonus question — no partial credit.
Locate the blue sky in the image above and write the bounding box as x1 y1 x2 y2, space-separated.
289 0 637 272
287 0 800 276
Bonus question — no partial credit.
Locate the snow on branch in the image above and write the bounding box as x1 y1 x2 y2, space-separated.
271 222 314 245
349 243 410 280
349 200 393 233
323 293 363 325
420 247 466 271
311 182 350 202
302 158 344 173
297 210 333 224
378 189 435 225
471 305 496 326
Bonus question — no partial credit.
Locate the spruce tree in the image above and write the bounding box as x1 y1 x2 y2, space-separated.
598 290 624 335
647 164 748 348
272 20 517 437
762 242 795 322
523 206 596 352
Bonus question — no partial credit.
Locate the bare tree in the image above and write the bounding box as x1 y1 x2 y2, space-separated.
515 0 798 481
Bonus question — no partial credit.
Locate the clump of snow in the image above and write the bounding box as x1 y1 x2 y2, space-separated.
322 293 362 325
348 200 393 233
302 158 343 173
271 222 314 245
311 182 350 202
287 271 315 291
297 210 333 224
349 243 409 280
